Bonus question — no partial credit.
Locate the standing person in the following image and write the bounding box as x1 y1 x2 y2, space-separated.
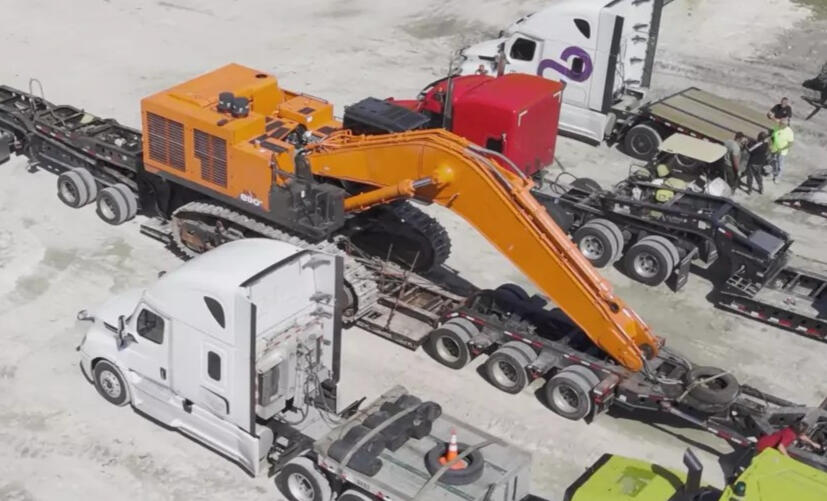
767 97 792 122
722 132 747 191
770 118 794 183
743 132 769 194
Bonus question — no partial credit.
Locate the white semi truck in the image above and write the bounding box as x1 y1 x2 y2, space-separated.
76 239 548 501
457 0 776 159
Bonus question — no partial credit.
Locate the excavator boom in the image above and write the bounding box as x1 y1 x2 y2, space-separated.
304 129 659 372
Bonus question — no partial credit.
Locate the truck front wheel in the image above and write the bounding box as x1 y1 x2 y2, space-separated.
93 360 129 407
276 457 332 501
624 124 662 160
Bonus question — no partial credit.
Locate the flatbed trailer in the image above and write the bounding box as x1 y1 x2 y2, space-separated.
306 386 544 501
354 279 827 472
4 81 827 473
611 87 778 160
776 170 827 219
531 178 827 341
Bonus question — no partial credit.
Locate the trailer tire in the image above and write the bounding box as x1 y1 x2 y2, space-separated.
96 186 130 225
113 183 138 220
624 240 673 286
682 366 739 412
424 442 485 485
484 346 530 394
564 365 600 389
543 371 593 421
92 360 129 407
571 177 602 193
574 222 619 268
588 219 624 260
276 457 332 501
640 235 680 269
74 167 99 202
56 170 91 208
443 317 480 340
338 490 372 501
428 327 471 370
495 283 530 302
624 124 662 160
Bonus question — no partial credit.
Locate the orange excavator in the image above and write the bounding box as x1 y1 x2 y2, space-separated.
0 63 655 371
6 63 827 458
137 64 658 371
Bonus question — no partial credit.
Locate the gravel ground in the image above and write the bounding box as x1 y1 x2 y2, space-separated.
0 1 825 500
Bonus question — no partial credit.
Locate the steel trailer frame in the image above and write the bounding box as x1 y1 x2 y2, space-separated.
532 180 827 341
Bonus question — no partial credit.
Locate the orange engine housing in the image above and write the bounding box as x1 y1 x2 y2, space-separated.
140 63 341 212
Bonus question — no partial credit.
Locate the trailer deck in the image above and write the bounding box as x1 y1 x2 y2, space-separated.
645 87 777 142
313 386 534 501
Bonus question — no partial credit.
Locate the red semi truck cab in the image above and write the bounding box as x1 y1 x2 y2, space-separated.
390 74 564 178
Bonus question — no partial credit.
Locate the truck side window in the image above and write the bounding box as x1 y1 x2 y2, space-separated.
203 297 225 328
136 309 164 344
510 38 537 61
207 351 221 381
574 19 591 39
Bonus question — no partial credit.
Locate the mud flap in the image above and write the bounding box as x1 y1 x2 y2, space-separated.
0 131 10 166
667 247 698 292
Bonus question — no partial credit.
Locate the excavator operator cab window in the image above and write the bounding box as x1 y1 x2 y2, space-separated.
510 38 537 62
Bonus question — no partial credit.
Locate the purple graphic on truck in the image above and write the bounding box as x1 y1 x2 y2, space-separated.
537 46 593 82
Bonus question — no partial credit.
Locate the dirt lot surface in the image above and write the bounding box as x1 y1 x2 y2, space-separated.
1 0 825 499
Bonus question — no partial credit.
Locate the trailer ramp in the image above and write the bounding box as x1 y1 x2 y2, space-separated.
776 170 827 219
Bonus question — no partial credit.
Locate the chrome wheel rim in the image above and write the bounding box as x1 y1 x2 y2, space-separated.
99 370 122 399
633 253 659 279
552 385 580 414
100 196 117 221
436 336 461 363
491 359 520 388
287 473 315 501
578 235 605 261
59 180 79 204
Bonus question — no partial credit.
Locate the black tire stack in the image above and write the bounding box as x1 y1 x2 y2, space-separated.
327 395 442 477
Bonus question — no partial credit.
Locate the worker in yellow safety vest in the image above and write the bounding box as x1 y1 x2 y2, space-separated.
770 117 794 183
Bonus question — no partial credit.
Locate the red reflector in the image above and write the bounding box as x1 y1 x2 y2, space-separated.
779 319 793 327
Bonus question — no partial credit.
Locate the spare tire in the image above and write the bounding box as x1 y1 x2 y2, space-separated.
682 366 739 413
571 177 602 193
424 442 485 486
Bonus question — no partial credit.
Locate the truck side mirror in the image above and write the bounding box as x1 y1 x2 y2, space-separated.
682 449 703 494
116 315 135 347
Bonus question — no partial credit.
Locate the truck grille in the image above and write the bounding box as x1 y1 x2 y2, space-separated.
194 129 227 187
146 112 185 170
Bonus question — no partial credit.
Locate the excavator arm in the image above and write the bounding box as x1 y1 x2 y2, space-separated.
303 129 659 372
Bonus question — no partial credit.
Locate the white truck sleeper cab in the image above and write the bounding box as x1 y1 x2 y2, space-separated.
458 0 663 144
77 239 340 476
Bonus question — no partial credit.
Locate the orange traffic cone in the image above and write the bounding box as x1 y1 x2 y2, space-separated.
439 429 468 470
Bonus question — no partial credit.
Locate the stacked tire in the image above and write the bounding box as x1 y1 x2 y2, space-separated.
56 167 137 225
